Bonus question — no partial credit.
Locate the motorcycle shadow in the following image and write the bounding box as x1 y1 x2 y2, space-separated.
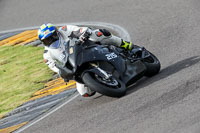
126 56 200 95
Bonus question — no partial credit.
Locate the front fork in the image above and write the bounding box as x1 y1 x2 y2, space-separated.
90 63 111 79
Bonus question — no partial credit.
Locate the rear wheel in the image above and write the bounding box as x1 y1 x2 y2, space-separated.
143 51 161 77
129 45 160 77
82 72 126 97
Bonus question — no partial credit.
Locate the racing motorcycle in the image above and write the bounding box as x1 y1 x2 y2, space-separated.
57 38 160 97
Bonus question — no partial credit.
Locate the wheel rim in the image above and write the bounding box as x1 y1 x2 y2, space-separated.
95 74 119 87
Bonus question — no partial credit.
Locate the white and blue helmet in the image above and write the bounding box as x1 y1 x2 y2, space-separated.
38 23 59 46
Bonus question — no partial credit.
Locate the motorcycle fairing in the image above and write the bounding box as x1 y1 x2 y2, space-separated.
67 40 126 75
123 60 146 86
67 40 146 85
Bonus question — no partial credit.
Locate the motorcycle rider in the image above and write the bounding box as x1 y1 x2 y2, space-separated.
38 23 133 97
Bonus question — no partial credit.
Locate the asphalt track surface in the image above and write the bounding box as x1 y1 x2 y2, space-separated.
1 0 200 133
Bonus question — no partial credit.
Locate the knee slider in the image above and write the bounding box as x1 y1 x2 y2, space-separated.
99 29 111 37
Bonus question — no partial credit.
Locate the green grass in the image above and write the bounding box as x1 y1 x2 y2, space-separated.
0 45 54 116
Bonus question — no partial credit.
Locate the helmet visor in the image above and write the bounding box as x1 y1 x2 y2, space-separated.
49 40 60 49
42 31 59 46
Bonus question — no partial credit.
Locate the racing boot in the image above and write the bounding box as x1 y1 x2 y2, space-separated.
120 40 143 58
120 40 133 51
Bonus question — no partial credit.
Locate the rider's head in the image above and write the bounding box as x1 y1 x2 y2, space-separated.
38 23 59 46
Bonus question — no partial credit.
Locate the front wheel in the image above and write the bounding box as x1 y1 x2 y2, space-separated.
82 72 126 97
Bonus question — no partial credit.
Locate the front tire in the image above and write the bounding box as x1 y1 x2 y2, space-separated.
82 72 126 97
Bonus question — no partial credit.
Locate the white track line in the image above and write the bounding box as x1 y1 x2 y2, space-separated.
15 94 79 133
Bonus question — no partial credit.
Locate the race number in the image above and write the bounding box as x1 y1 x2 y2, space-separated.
105 53 117 60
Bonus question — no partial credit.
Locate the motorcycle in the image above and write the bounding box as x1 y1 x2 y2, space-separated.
56 38 160 97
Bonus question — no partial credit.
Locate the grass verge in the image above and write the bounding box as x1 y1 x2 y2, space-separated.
0 45 54 116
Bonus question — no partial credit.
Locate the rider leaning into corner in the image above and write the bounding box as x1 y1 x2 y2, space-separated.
38 23 134 97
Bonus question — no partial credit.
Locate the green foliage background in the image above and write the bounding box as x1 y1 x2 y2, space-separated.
0 45 54 116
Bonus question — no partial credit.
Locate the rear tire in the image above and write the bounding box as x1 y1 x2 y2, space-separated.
143 51 161 77
82 72 126 97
